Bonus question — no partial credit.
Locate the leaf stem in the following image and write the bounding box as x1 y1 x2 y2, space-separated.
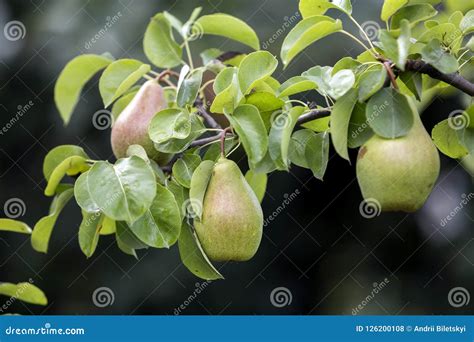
339 30 375 57
348 15 377 52
183 39 195 70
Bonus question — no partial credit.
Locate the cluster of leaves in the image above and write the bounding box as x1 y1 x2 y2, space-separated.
0 220 48 311
2 1 473 281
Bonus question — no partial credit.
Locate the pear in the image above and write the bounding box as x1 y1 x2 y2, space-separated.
111 80 172 165
195 157 263 261
356 102 440 212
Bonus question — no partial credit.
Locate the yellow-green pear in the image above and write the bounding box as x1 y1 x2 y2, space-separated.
195 157 263 261
111 80 172 165
356 103 440 212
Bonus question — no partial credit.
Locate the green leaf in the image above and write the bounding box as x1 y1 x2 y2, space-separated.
74 172 99 213
467 36 474 51
153 115 205 153
347 102 373 148
330 89 358 161
226 104 268 166
289 129 329 179
195 14 260 50
31 188 74 253
148 109 192 144
244 170 267 203
366 88 414 139
289 129 314 168
305 131 330 179
245 92 285 113
0 282 47 306
172 154 202 188
399 71 422 101
299 0 351 17
178 222 223 280
460 9 474 33
418 23 457 44
421 39 459 74
129 183 181 248
379 20 411 70
78 211 103 258
177 68 204 108
277 76 316 98
44 156 89 197
358 64 387 102
85 157 157 224
457 127 474 155
302 116 330 132
100 216 116 236
167 180 186 221
0 219 32 234
115 221 147 258
281 15 342 66
302 66 354 99
268 106 305 170
43 145 89 181
238 51 278 95
54 54 113 124
111 89 139 120
189 160 215 220
432 119 468 158
99 59 150 107
327 69 355 99
144 13 183 68
381 0 408 21
391 4 437 30
333 57 361 74
211 68 243 114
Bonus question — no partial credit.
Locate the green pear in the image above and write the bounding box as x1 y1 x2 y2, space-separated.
111 80 172 165
195 157 263 261
356 102 440 212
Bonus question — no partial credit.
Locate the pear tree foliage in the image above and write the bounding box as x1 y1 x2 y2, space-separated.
5 1 474 280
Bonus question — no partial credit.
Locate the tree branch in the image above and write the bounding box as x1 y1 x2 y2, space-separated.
165 58 474 168
189 108 331 148
405 59 474 96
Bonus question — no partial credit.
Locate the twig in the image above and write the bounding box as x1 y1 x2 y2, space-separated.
189 108 332 148
195 98 221 129
405 59 474 96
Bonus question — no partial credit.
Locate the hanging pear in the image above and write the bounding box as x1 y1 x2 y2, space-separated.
111 80 172 165
356 101 440 212
195 157 263 262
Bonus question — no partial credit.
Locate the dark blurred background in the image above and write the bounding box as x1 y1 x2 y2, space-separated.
0 0 473 315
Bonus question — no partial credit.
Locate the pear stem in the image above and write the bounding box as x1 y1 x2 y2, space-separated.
220 127 233 157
